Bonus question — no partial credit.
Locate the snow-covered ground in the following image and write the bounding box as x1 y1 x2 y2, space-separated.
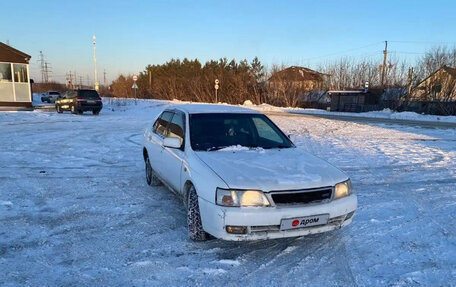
1 99 455 286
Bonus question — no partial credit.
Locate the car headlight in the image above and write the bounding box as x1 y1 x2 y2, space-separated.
216 188 270 207
334 179 353 199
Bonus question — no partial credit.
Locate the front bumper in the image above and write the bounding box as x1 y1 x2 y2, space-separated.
199 194 357 241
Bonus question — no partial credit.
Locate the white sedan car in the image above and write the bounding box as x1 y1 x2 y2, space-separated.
142 104 357 241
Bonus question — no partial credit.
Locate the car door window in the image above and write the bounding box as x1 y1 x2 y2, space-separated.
153 111 174 137
167 112 185 149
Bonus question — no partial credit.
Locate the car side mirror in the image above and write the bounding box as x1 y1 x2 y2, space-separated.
163 137 182 149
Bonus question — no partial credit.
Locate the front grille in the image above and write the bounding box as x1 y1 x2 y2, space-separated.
270 188 332 205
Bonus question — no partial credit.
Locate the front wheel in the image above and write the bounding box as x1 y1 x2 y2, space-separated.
56 106 63 113
187 186 208 241
145 157 161 186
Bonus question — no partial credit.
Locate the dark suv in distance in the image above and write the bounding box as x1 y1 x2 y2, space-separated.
55 89 103 115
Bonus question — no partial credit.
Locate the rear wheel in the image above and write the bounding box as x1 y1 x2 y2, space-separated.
145 157 161 186
187 185 208 241
71 105 77 114
93 110 100 115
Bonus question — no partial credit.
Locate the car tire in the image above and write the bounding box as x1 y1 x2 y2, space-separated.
71 105 76 114
187 185 208 241
78 110 83 115
93 110 100 115
145 157 161 186
56 106 63 113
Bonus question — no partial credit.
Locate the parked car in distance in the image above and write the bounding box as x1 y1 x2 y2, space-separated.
142 104 357 241
41 91 61 103
55 89 103 115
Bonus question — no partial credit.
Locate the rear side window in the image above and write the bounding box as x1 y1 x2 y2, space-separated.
167 112 185 148
65 91 77 98
153 111 174 136
78 90 100 99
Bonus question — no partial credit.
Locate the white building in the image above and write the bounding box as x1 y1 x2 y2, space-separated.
0 42 32 107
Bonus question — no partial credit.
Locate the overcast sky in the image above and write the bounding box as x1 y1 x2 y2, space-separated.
1 0 455 84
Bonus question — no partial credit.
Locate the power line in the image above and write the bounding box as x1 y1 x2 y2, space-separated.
389 40 456 45
389 50 426 55
302 41 384 61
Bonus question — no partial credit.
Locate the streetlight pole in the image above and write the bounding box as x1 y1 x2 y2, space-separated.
93 35 99 91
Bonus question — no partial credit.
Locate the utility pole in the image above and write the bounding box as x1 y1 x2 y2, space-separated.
38 51 45 83
381 40 388 87
93 35 99 91
68 71 73 89
103 69 107 87
44 62 51 83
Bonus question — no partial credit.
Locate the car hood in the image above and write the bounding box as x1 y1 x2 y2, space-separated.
195 147 348 191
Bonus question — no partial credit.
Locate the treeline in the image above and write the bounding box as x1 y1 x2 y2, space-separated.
110 46 456 107
32 82 66 93
112 57 266 104
318 46 456 90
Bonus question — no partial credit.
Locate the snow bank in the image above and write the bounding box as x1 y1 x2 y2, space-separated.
284 107 456 123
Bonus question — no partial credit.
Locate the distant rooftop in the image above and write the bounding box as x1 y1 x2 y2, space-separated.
0 42 31 64
269 66 328 82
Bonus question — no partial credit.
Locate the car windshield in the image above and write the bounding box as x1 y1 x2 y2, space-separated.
189 113 293 151
78 90 100 99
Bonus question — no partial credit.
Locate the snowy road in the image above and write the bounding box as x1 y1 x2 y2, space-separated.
1 100 455 286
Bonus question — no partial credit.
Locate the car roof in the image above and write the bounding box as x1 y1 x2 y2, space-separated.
168 104 260 114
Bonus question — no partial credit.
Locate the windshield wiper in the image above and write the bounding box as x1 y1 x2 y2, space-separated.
263 145 291 149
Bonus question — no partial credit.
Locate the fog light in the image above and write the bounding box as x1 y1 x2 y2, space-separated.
226 226 247 234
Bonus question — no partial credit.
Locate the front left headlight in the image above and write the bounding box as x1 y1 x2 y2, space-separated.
334 179 353 199
216 188 270 207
